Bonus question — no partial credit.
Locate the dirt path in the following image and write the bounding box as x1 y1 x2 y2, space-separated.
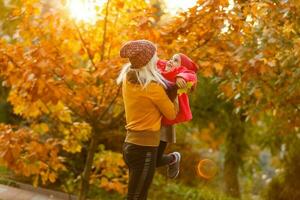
0 184 66 200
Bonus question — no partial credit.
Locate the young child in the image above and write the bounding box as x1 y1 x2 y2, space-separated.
156 53 198 179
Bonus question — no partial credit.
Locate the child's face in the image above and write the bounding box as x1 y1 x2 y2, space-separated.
167 54 181 69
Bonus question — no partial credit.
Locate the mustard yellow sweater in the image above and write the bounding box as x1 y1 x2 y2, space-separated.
122 79 176 146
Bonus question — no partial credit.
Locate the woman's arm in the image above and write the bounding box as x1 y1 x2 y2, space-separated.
148 83 178 120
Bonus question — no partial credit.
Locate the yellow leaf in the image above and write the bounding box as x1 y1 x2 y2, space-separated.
33 176 39 187
202 67 213 77
31 123 49 135
177 82 193 95
48 172 57 183
220 83 234 97
214 63 224 72
254 89 262 99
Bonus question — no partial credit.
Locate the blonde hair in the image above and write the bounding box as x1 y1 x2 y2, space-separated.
117 53 168 89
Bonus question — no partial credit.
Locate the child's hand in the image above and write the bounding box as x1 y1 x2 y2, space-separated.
177 82 194 95
176 77 187 88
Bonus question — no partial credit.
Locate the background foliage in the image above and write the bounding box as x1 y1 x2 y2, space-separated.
0 0 299 199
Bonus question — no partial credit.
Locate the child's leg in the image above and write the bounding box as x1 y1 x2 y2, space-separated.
156 140 174 167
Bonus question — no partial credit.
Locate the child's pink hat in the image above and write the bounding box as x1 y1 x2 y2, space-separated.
179 53 199 72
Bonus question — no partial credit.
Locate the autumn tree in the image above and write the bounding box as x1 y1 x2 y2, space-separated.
155 0 299 198
0 0 163 199
187 76 247 198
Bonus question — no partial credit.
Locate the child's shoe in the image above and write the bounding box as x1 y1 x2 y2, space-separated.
167 152 181 179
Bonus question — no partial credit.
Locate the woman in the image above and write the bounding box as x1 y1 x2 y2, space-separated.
117 40 180 200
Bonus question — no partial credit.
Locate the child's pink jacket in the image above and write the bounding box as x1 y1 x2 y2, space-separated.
157 59 197 125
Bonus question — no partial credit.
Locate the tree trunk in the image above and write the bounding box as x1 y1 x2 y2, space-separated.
0 83 9 123
100 0 111 61
224 156 240 198
78 131 98 200
267 137 300 200
224 117 245 199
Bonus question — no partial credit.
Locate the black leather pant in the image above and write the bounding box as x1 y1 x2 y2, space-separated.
122 141 172 200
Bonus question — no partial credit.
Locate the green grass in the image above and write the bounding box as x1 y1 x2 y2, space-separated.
0 165 19 187
0 165 9 174
0 165 236 200
87 185 124 200
148 174 236 200
88 174 236 200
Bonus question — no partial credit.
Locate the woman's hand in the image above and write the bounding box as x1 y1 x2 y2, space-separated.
176 77 187 88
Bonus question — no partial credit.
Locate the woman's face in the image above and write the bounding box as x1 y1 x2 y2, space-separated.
167 54 181 68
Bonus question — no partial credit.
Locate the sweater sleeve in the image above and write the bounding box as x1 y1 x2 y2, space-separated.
148 83 177 120
176 68 197 84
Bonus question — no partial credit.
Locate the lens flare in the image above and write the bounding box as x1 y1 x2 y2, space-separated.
197 159 218 179
68 0 106 24
164 0 197 15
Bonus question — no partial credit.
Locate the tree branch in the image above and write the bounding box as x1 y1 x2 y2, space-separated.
73 22 97 69
100 0 111 61
95 84 121 124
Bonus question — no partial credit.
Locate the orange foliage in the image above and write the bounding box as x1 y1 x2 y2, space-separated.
0 124 65 186
155 0 300 134
90 150 128 194
0 0 158 190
